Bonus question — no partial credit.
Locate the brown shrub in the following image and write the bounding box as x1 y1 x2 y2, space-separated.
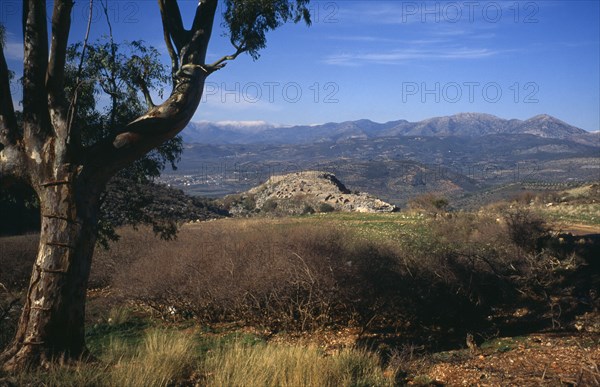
102 222 369 330
510 191 538 205
89 214 570 334
503 207 549 253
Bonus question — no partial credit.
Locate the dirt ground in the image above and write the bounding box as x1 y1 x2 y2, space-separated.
263 319 600 386
555 223 600 236
412 332 599 386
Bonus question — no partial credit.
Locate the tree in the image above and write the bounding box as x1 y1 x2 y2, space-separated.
0 37 185 241
0 0 310 370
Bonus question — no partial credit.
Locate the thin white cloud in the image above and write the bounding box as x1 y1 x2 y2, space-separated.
327 35 398 43
326 35 448 46
431 29 469 37
213 120 271 127
2 32 23 61
324 47 498 66
4 42 22 61
336 3 420 25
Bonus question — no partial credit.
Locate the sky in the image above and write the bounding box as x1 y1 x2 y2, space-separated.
1 1 599 131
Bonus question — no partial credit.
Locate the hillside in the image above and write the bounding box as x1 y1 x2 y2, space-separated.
222 171 396 215
162 133 598 207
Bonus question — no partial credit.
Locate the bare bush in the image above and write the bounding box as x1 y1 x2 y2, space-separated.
104 223 363 330
503 207 549 252
84 211 594 335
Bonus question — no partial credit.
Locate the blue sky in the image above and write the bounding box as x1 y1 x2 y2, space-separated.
1 1 599 130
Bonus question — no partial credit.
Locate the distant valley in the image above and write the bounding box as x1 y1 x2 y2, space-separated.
163 113 599 208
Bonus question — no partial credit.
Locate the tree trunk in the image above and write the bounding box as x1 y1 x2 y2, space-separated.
0 169 100 371
0 0 226 371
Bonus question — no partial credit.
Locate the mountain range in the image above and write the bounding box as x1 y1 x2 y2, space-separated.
181 113 597 145
165 113 599 207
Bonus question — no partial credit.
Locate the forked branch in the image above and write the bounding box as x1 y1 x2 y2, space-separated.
158 0 190 54
85 0 218 179
204 44 247 73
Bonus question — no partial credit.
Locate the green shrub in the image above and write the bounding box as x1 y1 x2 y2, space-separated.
261 199 278 212
302 204 315 214
318 203 335 213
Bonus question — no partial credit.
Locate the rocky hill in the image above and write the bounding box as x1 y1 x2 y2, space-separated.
223 171 397 216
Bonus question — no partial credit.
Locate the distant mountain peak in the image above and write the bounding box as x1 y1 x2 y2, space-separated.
197 120 272 127
451 112 498 119
528 113 553 120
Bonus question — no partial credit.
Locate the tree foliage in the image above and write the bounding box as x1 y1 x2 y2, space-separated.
224 0 311 59
66 39 179 178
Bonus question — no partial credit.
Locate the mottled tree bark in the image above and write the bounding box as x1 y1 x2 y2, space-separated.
1 169 100 369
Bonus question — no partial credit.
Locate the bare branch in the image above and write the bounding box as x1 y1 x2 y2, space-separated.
158 1 180 83
47 0 74 104
22 0 50 131
67 0 95 150
203 45 246 74
100 0 114 39
137 76 156 109
100 0 120 132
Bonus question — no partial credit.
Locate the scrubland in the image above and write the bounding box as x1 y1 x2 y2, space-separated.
1 198 598 385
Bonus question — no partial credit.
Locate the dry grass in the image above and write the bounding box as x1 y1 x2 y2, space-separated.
3 329 395 387
200 340 396 387
107 329 196 387
5 329 197 386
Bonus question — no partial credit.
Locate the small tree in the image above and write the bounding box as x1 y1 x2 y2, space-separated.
408 193 449 215
0 0 310 371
